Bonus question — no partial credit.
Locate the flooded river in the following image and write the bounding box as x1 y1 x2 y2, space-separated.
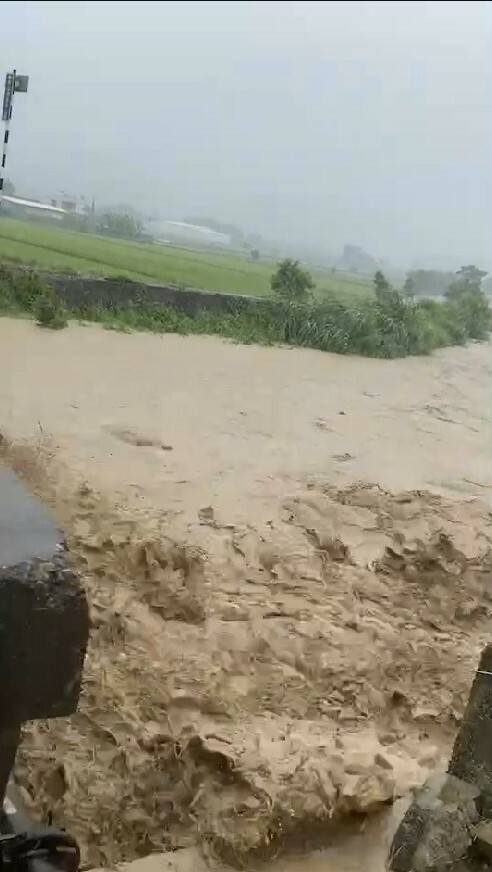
1 320 490 870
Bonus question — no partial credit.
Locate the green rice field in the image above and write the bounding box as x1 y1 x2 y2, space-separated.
0 216 372 300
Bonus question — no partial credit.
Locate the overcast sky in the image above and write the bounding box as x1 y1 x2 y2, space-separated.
2 0 491 268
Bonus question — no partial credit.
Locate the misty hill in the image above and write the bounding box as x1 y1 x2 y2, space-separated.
336 245 378 275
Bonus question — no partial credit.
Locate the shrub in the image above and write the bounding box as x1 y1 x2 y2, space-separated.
271 258 314 301
373 270 392 300
0 283 14 311
450 291 491 340
446 265 487 299
444 265 491 340
96 212 143 240
12 272 51 311
0 271 15 311
413 298 466 348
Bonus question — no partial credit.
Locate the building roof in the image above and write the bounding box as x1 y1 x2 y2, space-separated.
1 195 67 214
149 220 231 245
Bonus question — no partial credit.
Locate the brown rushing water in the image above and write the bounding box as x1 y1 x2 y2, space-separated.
1 319 491 524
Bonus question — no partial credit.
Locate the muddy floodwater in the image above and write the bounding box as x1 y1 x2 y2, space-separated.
2 320 492 520
1 319 491 871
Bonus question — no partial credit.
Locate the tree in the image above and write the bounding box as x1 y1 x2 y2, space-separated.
373 270 391 301
250 248 260 261
271 258 314 300
446 265 487 299
96 212 143 240
246 232 263 249
62 212 91 233
444 265 490 340
405 269 455 297
403 275 415 297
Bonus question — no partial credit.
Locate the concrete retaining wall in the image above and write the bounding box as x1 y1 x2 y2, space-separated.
46 274 266 317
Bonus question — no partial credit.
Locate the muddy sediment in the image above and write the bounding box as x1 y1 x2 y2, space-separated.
4 442 490 867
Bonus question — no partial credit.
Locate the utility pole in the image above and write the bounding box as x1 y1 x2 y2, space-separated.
0 70 29 200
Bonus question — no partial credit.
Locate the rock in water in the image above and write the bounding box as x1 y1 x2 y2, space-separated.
388 773 480 871
472 819 492 864
0 464 88 723
448 644 492 792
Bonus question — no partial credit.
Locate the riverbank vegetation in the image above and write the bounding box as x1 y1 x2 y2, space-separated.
0 261 489 358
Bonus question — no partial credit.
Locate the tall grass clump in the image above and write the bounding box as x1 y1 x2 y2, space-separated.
260 263 491 357
72 288 489 359
34 290 68 329
0 263 23 312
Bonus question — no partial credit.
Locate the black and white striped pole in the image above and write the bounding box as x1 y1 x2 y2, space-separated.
0 70 29 201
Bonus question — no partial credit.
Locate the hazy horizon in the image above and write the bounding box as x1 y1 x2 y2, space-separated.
1 0 491 270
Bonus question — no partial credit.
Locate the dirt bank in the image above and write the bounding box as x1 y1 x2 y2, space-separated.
1 321 491 869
